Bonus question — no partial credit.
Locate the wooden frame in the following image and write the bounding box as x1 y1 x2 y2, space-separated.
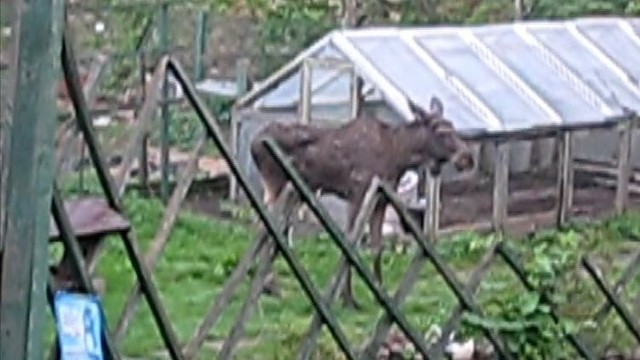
0 0 65 358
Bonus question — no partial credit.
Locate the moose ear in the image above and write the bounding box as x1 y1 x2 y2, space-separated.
408 100 428 121
429 96 444 117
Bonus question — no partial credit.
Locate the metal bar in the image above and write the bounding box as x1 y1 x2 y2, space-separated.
0 0 64 358
184 186 298 359
193 11 207 81
582 257 640 342
297 179 381 360
430 243 499 357
159 3 171 204
114 134 206 342
50 185 120 360
492 142 510 233
377 183 514 360
300 60 312 124
62 32 185 360
264 139 447 360
496 243 595 358
167 58 357 359
593 248 640 322
556 131 573 226
615 119 633 215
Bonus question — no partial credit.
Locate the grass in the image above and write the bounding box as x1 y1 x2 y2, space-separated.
49 180 640 358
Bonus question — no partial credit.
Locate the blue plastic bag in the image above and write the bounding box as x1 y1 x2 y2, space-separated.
53 291 105 360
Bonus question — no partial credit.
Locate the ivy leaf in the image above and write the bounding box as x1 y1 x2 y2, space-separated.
520 293 541 316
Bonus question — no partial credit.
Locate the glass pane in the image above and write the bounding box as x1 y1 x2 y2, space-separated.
530 27 640 111
260 43 349 108
476 27 603 124
418 33 548 131
347 35 487 132
578 22 640 84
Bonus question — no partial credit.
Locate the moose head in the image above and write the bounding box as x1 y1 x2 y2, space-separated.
406 96 475 174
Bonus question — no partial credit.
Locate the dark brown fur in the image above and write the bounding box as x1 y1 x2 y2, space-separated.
250 96 474 308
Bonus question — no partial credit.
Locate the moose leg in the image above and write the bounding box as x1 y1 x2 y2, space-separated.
340 202 364 310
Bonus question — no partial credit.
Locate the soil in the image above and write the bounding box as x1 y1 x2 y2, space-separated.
180 168 640 234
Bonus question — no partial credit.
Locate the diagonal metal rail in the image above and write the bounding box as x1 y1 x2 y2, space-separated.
264 138 452 360
167 58 359 360
296 179 381 360
358 183 514 360
496 243 596 359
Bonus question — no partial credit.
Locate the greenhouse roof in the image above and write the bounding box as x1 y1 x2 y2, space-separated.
238 17 640 135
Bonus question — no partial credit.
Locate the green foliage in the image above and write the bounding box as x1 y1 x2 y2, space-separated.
529 0 635 18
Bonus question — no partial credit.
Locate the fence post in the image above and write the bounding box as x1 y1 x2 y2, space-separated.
492 141 510 233
615 117 633 215
193 10 208 82
0 0 64 358
230 58 249 201
159 3 171 203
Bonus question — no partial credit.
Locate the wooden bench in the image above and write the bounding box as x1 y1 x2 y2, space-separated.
49 197 130 293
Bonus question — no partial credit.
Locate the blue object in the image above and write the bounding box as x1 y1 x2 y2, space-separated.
53 291 105 360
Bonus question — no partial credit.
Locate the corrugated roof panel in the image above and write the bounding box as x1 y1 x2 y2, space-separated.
417 32 548 130
242 17 640 136
577 21 640 83
475 27 603 123
530 26 640 110
347 35 486 131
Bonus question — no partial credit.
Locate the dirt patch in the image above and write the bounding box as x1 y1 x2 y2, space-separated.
181 169 640 235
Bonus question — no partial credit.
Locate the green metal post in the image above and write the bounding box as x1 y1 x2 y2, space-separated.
193 10 207 81
0 0 64 359
159 3 170 203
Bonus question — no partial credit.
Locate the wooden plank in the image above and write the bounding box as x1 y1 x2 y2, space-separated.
296 179 380 360
299 60 312 124
183 186 298 359
48 197 130 240
556 131 574 226
424 170 441 242
49 185 120 359
615 119 633 214
113 134 206 343
0 0 64 359
159 3 171 204
492 142 510 233
62 31 185 360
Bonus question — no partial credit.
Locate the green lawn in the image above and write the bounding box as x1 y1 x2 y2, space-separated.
49 188 640 359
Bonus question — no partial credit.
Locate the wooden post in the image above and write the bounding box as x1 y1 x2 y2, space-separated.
299 60 312 124
615 118 633 215
349 69 360 119
492 141 510 233
159 3 171 203
230 58 249 202
556 131 574 226
193 10 207 82
423 169 441 242
0 0 64 359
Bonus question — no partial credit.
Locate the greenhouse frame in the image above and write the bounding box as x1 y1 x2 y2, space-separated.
230 17 640 230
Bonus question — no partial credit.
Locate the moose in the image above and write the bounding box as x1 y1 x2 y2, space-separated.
250 95 475 308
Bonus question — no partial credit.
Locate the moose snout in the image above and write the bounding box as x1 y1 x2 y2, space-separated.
453 150 474 171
